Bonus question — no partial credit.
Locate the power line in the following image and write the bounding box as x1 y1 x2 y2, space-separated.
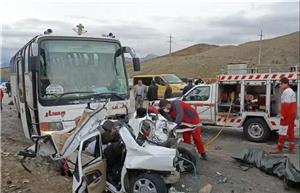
169 34 173 56
258 29 264 65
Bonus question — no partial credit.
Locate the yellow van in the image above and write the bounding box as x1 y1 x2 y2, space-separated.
133 74 186 98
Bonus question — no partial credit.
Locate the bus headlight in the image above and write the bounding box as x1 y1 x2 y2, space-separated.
39 122 64 131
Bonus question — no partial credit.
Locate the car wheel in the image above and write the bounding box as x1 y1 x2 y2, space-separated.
130 173 167 193
177 144 198 173
243 118 270 142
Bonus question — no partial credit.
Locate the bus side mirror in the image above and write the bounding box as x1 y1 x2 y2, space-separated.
30 56 40 72
133 58 140 71
122 46 141 71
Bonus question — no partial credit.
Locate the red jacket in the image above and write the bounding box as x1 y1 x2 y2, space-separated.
0 89 4 100
169 100 200 124
280 87 297 126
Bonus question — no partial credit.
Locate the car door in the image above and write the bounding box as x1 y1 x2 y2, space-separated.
182 85 214 123
73 132 107 193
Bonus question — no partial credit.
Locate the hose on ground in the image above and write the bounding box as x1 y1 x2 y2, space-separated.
205 98 234 147
177 155 200 192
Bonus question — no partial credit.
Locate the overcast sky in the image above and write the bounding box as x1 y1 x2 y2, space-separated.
0 0 299 66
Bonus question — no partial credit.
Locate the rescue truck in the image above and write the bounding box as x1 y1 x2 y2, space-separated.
181 64 299 142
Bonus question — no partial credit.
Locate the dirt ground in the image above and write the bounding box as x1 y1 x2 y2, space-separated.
1 94 299 193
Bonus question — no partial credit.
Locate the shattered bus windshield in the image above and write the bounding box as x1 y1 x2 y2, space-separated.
39 40 128 101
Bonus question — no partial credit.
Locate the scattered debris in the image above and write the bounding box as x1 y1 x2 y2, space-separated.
199 184 212 193
1 151 10 157
22 179 30 184
216 171 228 184
218 176 228 184
214 146 222 150
169 186 185 193
9 184 16 188
239 163 252 171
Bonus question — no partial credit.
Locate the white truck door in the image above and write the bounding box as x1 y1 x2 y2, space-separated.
182 85 214 123
73 133 106 193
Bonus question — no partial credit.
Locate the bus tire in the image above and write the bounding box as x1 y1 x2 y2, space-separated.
243 118 270 143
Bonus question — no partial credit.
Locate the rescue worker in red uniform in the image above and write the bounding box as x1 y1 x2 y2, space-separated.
159 99 207 159
271 77 297 154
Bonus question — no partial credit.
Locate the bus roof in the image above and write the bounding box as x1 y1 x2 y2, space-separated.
34 34 120 43
11 34 121 60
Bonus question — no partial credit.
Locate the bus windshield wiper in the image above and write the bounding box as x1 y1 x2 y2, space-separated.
55 91 95 103
92 92 125 100
54 91 125 104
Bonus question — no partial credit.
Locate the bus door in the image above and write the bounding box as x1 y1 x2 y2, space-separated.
16 56 33 139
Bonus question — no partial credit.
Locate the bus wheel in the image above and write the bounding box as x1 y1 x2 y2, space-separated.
243 118 270 143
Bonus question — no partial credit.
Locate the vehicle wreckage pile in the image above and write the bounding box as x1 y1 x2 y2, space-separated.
18 100 203 193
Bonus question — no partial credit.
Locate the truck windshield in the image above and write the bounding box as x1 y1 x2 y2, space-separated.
39 40 128 101
161 74 183 84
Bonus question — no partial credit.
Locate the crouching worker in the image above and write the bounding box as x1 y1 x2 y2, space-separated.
159 99 207 159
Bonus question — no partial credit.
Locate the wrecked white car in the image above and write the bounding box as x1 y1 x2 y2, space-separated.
19 103 180 193
129 108 199 173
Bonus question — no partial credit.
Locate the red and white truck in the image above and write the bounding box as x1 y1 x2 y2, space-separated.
180 65 299 142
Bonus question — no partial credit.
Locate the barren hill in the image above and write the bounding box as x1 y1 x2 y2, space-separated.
171 43 218 56
129 31 299 78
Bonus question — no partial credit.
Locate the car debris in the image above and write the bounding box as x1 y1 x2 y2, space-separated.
216 171 228 184
199 184 212 193
18 101 181 193
169 186 185 193
129 107 200 173
22 179 30 184
239 163 252 171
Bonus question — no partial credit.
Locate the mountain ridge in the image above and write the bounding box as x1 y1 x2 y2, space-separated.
129 31 299 78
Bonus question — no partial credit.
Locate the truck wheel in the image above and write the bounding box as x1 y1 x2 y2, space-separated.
177 143 198 173
130 173 167 193
243 118 270 142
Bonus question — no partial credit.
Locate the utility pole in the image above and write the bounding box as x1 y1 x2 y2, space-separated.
258 30 263 66
169 34 173 56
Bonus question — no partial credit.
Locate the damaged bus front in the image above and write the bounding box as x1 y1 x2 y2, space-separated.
10 32 140 140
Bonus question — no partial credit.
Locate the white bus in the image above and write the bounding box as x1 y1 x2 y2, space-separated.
10 31 140 140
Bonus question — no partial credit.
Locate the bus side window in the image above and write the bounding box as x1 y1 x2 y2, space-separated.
24 45 29 73
28 44 33 71
17 58 24 101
